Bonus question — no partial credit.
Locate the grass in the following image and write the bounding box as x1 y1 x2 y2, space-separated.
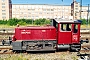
0 25 16 28
81 24 90 29
0 52 79 60
0 24 37 28
0 54 28 60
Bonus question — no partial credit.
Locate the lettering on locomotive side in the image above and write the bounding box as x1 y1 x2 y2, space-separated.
21 30 31 34
42 30 46 32
21 31 31 34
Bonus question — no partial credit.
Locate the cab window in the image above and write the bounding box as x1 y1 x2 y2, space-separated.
60 23 71 31
73 24 78 33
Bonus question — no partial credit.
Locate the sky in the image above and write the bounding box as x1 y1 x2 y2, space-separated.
11 0 90 6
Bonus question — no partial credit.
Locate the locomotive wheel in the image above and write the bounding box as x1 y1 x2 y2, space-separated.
70 47 80 52
70 44 81 52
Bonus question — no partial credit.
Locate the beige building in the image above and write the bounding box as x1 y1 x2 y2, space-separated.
0 0 89 20
12 4 71 19
71 0 88 19
0 0 12 20
71 0 80 19
12 1 89 20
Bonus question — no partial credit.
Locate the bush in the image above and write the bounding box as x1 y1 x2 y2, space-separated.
7 18 19 26
34 19 41 25
0 18 90 26
81 19 87 25
0 18 51 26
44 19 50 24
34 18 50 25
88 19 90 25
25 19 33 24
18 21 26 25
80 18 90 25
0 20 7 25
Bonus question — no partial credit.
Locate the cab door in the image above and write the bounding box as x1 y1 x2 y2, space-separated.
72 24 80 43
57 23 72 44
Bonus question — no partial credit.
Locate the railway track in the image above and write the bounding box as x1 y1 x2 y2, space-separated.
80 33 90 40
78 44 90 54
0 32 14 35
0 46 12 54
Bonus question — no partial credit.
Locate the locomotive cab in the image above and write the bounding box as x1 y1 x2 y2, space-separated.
52 19 81 51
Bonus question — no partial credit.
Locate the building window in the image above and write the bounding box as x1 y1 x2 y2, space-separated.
27 12 31 14
47 9 50 11
24 15 27 18
27 9 35 11
75 5 78 7
2 0 5 2
39 12 42 14
2 16 6 19
28 16 31 17
75 8 78 10
2 3 5 5
51 9 54 11
43 9 46 11
75 13 77 16
2 6 5 8
2 13 6 15
28 9 30 10
2 10 6 12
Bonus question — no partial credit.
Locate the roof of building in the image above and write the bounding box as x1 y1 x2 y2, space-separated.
12 4 71 6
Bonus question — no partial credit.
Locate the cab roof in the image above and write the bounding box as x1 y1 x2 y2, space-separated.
53 18 82 23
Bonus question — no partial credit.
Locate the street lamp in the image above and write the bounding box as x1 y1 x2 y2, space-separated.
61 0 64 18
87 4 90 27
80 0 82 19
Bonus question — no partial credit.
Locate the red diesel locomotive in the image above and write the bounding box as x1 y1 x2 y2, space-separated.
2 19 88 52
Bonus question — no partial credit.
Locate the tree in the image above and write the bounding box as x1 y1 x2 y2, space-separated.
7 18 19 26
44 19 50 25
18 21 26 25
34 19 41 25
81 19 86 25
89 19 90 25
0 18 51 26
25 19 33 24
